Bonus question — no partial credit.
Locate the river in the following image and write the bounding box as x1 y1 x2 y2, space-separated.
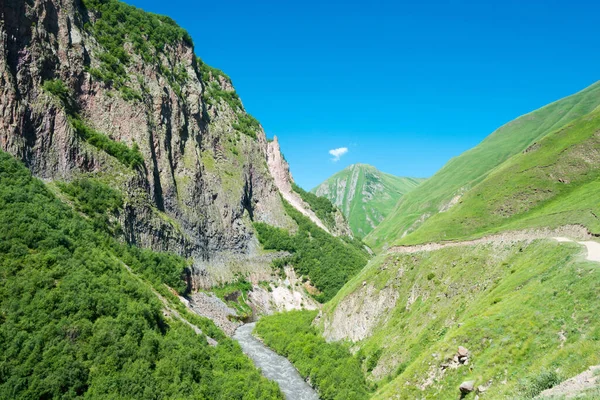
233 322 320 400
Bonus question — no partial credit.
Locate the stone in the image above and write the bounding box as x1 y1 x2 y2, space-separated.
458 346 469 357
459 381 475 394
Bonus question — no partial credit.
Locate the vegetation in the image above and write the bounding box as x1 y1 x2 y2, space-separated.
312 164 425 236
321 240 600 399
201 78 260 139
82 0 191 97
255 311 369 400
517 369 563 398
211 277 254 321
397 105 600 245
43 78 144 169
292 182 337 230
366 81 600 250
69 116 144 169
42 79 71 107
254 200 368 302
0 151 283 398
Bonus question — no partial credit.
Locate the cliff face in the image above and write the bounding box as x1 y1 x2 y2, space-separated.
267 136 351 237
0 0 295 284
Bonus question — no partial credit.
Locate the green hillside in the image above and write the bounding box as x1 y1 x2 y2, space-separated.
321 239 600 399
399 105 600 245
312 164 424 237
366 81 600 250
0 151 282 399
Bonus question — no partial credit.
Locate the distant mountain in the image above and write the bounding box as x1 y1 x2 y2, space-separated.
312 164 425 236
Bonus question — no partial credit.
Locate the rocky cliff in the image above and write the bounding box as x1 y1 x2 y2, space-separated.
0 0 304 286
266 135 351 236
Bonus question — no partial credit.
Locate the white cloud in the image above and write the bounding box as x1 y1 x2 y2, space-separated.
329 147 348 162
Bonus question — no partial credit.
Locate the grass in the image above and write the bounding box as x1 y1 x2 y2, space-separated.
366 81 600 250
397 105 600 245
312 164 425 237
320 239 600 399
210 277 254 320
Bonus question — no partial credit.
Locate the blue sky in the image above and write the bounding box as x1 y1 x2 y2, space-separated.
126 0 600 189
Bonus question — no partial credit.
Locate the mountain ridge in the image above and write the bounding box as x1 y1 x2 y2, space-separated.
312 163 424 236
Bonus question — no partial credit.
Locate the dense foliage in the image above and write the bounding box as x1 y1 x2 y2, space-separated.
0 151 282 399
255 311 369 400
292 183 337 229
254 201 368 302
82 0 191 96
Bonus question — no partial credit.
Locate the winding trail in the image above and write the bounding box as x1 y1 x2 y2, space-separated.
388 226 600 262
555 237 600 262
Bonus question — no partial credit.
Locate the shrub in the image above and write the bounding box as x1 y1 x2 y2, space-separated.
255 311 369 400
254 200 368 302
0 151 283 398
517 369 563 398
68 115 144 169
292 183 337 229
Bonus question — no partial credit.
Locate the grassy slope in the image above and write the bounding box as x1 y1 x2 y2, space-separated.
399 104 600 245
312 164 424 237
323 240 600 399
366 81 600 250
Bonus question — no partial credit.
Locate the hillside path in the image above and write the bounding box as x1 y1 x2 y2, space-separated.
388 226 600 262
555 237 600 262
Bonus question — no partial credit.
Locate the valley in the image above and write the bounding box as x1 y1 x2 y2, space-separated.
1 0 600 399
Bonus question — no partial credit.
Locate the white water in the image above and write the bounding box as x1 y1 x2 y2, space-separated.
233 323 319 400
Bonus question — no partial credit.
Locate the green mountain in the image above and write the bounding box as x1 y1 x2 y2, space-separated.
400 104 600 245
312 164 425 237
366 81 600 250
257 82 600 400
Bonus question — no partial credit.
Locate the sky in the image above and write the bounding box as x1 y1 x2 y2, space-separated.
126 0 600 189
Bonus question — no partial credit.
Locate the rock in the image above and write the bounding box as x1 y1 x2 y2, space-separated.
477 385 487 393
460 381 475 394
458 346 469 357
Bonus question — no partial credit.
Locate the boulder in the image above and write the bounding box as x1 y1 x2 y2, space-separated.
460 380 475 394
458 346 469 357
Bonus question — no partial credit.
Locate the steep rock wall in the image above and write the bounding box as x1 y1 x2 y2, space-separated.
0 0 294 285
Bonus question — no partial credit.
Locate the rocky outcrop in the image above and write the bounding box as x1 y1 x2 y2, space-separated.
249 266 319 314
322 283 399 342
0 0 294 285
266 136 351 236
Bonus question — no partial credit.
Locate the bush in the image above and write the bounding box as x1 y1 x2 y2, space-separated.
42 79 70 104
82 0 192 97
254 200 368 302
69 115 144 169
255 311 369 400
517 369 563 398
292 183 337 229
42 79 144 169
0 151 283 399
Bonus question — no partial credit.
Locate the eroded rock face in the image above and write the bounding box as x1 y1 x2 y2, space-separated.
0 0 294 285
322 283 399 342
267 135 351 236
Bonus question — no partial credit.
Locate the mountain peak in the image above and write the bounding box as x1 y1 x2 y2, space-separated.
313 165 425 236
